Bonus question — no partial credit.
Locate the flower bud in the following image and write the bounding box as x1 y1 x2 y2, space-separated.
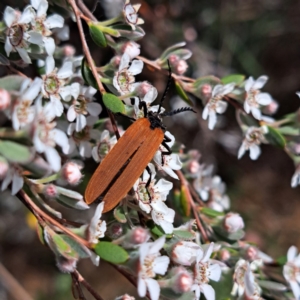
110 55 121 68
170 267 193 293
187 160 200 174
219 249 231 261
56 256 78 273
0 89 11 110
0 159 8 179
168 54 179 64
245 246 258 261
61 161 83 185
135 81 154 98
175 60 188 75
263 100 279 115
108 223 123 239
127 227 150 245
223 212 244 233
121 41 140 59
171 241 201 266
115 294 135 300
200 84 212 98
43 184 58 199
63 45 76 57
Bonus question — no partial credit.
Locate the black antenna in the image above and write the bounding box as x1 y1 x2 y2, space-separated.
161 107 196 117
157 60 172 115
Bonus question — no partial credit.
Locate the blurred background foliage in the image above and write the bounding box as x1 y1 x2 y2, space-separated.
0 0 300 299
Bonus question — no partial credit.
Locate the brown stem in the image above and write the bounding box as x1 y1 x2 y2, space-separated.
7 65 27 77
18 190 92 248
76 0 97 21
0 262 33 300
176 170 209 242
73 270 104 300
67 0 106 95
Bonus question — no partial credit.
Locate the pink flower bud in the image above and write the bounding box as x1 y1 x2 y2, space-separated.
245 246 258 261
187 160 200 174
170 267 193 293
0 159 8 179
115 294 135 300
201 84 212 98
295 144 300 155
175 60 188 75
219 249 230 261
121 41 140 59
0 89 11 111
56 256 78 273
168 54 179 64
61 161 82 185
129 227 150 245
43 184 58 199
224 213 244 233
110 56 121 68
63 45 76 57
135 81 153 97
264 100 279 115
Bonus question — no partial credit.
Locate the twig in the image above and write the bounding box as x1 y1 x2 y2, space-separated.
73 270 104 300
0 262 33 300
67 0 106 95
7 65 27 77
76 0 97 21
18 190 92 248
176 170 209 242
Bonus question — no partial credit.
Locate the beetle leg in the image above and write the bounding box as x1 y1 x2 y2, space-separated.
145 165 152 201
160 135 172 165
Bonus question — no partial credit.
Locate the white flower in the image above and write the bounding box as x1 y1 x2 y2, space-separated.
11 77 43 130
231 259 262 299
238 126 268 160
30 0 64 55
153 132 182 179
151 201 175 234
67 116 100 158
171 241 202 266
283 246 300 299
202 83 235 130
4 6 43 63
33 98 69 172
291 165 300 188
192 243 222 300
42 56 79 119
113 53 143 98
121 41 141 59
137 236 169 300
67 86 102 132
87 202 107 244
244 76 273 120
92 130 117 163
1 165 24 195
122 0 144 30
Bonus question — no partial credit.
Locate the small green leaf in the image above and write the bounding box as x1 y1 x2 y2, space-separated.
276 255 287 265
88 22 107 47
175 81 193 106
193 75 220 88
150 224 172 238
52 233 79 259
94 241 128 264
81 57 98 89
103 93 125 113
277 126 300 136
221 74 245 85
159 42 186 61
180 185 190 217
56 194 89 210
173 230 195 241
111 24 145 41
96 25 120 37
60 235 90 259
114 206 127 223
0 75 26 91
265 126 286 148
201 207 225 217
0 140 32 163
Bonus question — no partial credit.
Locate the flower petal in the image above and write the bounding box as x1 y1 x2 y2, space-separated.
201 284 215 300
16 47 31 64
45 146 61 172
209 263 221 281
12 173 24 195
37 0 48 17
4 38 13 56
256 93 272 105
4 6 16 27
128 59 143 75
43 37 55 56
149 236 165 254
87 102 102 116
208 111 217 130
57 61 73 78
76 114 87 132
45 56 55 74
137 277 147 297
249 144 261 160
67 105 76 122
45 14 64 29
145 278 160 300
252 75 268 90
19 6 34 24
153 256 170 275
245 77 254 92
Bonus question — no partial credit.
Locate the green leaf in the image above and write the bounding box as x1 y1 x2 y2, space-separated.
159 42 186 61
201 207 225 217
193 75 220 88
114 207 127 223
276 255 287 265
0 75 26 91
111 24 145 41
88 22 107 47
103 93 125 113
180 185 190 217
221 74 245 85
150 224 173 238
52 233 79 259
277 126 300 136
265 126 286 148
94 241 128 264
175 81 193 106
173 230 195 240
0 140 32 163
81 57 98 89
56 194 89 210
227 229 245 241
96 25 120 37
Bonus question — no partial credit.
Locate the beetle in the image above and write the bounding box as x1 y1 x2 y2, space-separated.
85 66 195 213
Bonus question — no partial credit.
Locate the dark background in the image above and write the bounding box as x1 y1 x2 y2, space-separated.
0 0 300 299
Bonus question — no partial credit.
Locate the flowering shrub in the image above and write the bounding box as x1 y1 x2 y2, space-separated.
0 0 299 299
